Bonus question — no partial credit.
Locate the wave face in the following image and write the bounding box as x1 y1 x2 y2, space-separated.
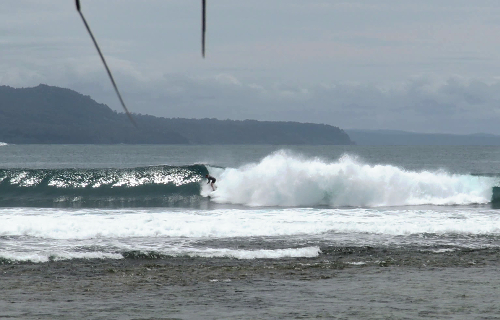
210 151 498 207
0 165 208 207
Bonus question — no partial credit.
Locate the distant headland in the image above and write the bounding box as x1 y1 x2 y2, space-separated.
0 84 354 145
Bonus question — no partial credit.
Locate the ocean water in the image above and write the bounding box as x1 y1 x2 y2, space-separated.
1 144 500 319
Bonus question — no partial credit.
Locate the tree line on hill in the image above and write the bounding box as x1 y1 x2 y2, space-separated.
0 84 353 145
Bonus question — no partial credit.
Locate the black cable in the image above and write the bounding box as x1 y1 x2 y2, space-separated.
202 0 206 58
75 0 136 127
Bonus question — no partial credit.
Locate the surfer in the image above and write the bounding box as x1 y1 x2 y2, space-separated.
206 174 216 191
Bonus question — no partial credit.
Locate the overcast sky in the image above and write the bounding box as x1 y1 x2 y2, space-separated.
3 0 500 134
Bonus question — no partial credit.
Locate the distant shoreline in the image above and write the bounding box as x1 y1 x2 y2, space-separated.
346 129 500 146
3 84 500 146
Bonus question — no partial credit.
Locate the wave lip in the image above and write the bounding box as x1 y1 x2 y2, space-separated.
210 151 496 207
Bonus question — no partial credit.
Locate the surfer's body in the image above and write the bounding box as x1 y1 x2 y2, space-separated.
206 174 216 191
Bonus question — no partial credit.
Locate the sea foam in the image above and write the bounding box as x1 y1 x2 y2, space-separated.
2 206 500 263
0 247 321 263
2 207 500 240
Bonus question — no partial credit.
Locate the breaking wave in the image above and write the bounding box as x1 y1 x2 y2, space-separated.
1 150 498 208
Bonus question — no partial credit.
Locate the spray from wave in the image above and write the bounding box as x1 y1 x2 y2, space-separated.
209 150 496 207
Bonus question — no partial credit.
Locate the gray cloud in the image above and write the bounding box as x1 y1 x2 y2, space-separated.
60 72 500 135
3 1 500 134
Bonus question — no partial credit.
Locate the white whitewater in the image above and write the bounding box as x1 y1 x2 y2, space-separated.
208 151 495 207
2 206 500 262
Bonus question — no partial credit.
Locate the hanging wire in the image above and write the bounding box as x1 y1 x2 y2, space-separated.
75 0 136 126
75 0 208 125
202 0 206 58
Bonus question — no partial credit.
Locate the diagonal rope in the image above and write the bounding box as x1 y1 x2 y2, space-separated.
202 0 206 58
75 0 137 127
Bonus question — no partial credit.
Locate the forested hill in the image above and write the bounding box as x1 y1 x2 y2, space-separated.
0 84 353 145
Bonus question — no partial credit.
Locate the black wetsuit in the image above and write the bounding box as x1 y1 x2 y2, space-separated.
207 175 216 183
